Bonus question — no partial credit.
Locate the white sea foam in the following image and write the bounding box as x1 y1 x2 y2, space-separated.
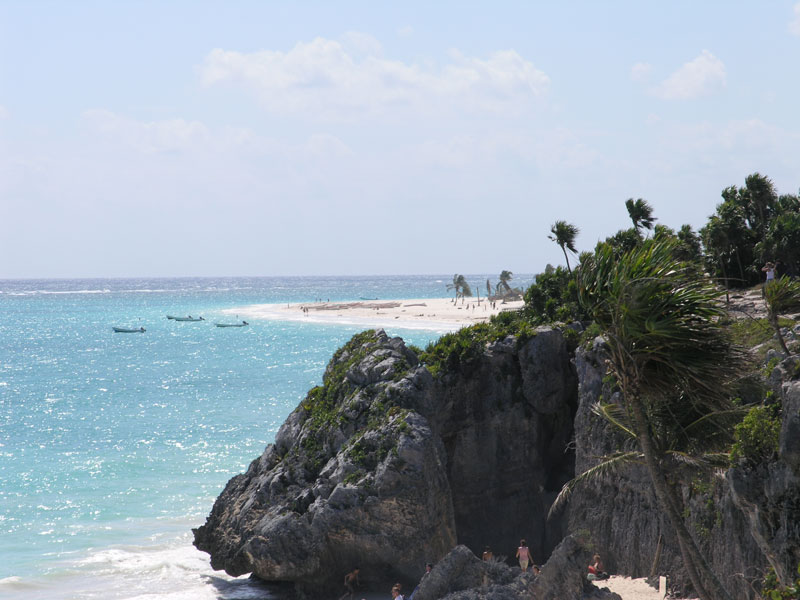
39 289 112 294
6 537 274 600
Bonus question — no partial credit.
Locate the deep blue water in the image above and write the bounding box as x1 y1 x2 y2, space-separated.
0 275 532 600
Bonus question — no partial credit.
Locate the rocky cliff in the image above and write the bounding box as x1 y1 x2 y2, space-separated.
566 341 767 599
194 326 800 599
194 328 578 596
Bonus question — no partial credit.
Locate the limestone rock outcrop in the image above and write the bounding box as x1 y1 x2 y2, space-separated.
566 345 776 600
194 327 578 595
412 537 621 600
728 365 800 586
195 325 800 599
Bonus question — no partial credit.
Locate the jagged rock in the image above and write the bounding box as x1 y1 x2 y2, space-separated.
413 537 620 600
412 545 490 600
519 327 575 414
194 327 578 596
534 536 621 600
195 324 798 600
194 330 456 593
728 368 800 586
568 346 766 600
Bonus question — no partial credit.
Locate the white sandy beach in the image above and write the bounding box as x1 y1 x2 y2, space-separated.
224 297 525 333
603 575 697 600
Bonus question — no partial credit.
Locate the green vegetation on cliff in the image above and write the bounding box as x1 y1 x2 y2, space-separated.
419 310 536 377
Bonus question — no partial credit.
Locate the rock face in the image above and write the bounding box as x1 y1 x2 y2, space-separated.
194 328 578 595
195 326 800 599
411 536 621 600
727 369 800 586
566 344 773 600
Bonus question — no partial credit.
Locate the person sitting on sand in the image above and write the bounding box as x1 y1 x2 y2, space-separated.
338 567 360 600
516 539 532 572
587 554 609 580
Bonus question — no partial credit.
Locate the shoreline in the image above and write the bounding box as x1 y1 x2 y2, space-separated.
222 297 525 333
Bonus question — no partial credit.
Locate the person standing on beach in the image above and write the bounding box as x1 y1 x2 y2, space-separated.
338 567 360 600
516 539 532 572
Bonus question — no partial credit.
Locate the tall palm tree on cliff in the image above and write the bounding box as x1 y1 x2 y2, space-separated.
446 274 472 303
625 198 656 234
575 239 741 600
548 221 579 273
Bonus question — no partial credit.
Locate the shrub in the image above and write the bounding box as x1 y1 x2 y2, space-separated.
761 564 800 600
523 266 584 324
730 404 781 466
419 310 536 377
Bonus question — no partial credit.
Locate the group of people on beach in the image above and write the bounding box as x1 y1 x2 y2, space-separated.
483 540 608 581
339 543 608 598
481 539 540 575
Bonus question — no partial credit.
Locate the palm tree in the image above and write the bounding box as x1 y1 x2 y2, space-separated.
576 239 742 600
446 274 472 303
549 221 579 273
764 276 800 355
625 198 656 233
497 270 513 295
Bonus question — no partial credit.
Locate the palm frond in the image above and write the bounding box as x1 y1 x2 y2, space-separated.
548 451 642 519
591 402 637 439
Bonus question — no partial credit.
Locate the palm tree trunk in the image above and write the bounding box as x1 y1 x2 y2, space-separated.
734 249 745 285
628 391 731 600
768 310 790 355
718 257 730 304
561 246 572 273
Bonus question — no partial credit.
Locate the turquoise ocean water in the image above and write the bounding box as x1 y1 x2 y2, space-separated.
0 275 531 600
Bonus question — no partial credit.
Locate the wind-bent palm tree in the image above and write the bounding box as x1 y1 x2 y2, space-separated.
575 239 741 600
625 198 656 233
446 274 472 303
497 270 513 295
549 221 579 273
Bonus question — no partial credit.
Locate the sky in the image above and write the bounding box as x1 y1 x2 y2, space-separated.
1 1 800 278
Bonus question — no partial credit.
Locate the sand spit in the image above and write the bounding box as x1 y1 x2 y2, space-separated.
224 297 525 333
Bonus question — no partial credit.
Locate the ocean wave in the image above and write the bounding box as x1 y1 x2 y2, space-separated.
3 538 276 600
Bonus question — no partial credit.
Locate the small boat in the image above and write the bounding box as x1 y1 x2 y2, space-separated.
173 316 204 322
166 315 177 320
215 321 249 328
113 326 145 333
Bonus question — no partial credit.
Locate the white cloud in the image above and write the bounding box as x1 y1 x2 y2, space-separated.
199 37 549 119
340 31 383 57
630 62 652 82
81 109 210 153
651 50 726 100
0 105 8 119
790 2 800 35
397 25 414 37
